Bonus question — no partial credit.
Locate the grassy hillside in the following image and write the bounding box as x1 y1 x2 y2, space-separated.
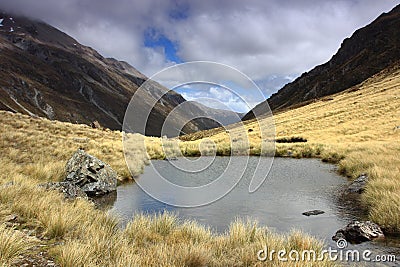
0 111 332 266
0 61 398 266
180 62 400 232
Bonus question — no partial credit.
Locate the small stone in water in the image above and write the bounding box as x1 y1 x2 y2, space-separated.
302 210 325 216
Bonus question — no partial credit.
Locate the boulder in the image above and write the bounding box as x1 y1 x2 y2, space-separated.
332 221 384 244
302 210 325 216
40 182 88 199
348 173 368 193
65 149 117 196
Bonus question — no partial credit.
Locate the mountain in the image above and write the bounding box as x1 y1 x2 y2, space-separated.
0 11 233 136
243 4 400 120
188 101 243 125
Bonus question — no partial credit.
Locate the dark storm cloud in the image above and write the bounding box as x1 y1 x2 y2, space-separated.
0 0 398 100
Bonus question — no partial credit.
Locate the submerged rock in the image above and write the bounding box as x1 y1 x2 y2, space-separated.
348 173 368 193
164 157 178 161
332 221 384 244
65 149 117 196
302 210 325 216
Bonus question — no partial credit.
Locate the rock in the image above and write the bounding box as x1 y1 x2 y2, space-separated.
5 214 18 222
90 120 102 129
1 181 14 188
65 149 117 196
332 221 384 244
348 173 368 193
394 125 400 131
164 157 178 161
40 182 88 199
302 210 325 216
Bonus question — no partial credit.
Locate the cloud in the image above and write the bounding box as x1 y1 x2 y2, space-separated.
168 0 397 80
177 85 259 113
0 0 398 108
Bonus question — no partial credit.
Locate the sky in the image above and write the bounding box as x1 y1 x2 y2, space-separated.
0 0 398 112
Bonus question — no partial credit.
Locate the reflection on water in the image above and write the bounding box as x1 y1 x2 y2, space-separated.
109 157 399 265
92 191 117 211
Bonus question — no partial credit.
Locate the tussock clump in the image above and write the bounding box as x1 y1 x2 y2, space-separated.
0 224 35 265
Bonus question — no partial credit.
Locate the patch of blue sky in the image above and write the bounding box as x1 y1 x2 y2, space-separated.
144 28 183 63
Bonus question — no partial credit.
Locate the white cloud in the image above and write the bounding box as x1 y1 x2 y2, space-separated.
209 87 233 102
0 0 398 99
178 85 257 113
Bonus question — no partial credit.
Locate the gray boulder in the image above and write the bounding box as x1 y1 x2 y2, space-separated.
40 182 88 200
332 221 384 244
348 173 368 193
65 149 117 196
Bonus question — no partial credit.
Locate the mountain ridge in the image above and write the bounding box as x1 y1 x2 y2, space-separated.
0 10 240 136
243 4 400 120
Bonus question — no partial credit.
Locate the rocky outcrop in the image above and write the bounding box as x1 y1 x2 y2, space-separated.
243 5 400 120
40 149 118 198
65 149 117 196
332 221 384 244
347 173 368 193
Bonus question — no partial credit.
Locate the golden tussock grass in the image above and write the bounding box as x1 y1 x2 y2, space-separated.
0 110 331 266
0 223 36 265
0 112 150 183
0 178 331 266
0 62 398 266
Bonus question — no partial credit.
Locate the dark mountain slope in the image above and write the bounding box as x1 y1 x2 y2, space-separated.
243 4 400 120
0 11 232 136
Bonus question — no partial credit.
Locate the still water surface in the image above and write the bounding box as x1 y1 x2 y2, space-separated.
109 157 399 265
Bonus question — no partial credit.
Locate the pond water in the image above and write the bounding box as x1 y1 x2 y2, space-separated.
109 157 399 266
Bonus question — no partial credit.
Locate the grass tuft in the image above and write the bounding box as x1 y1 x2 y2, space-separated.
0 224 35 265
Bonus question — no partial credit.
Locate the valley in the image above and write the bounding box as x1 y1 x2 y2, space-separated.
0 3 399 267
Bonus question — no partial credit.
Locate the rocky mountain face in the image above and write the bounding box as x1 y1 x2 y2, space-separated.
243 4 400 120
0 11 236 136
